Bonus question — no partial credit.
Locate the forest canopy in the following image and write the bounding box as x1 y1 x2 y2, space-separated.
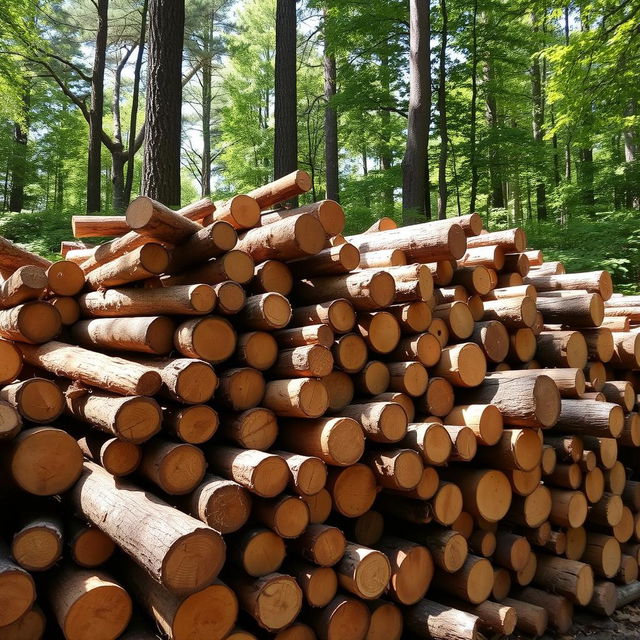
0 0 639 290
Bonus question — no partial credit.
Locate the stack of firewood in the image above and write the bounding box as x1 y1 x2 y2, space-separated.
1 169 640 640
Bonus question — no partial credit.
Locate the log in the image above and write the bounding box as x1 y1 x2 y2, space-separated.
417 377 454 417
467 228 526 252
468 530 496 557
503 252 530 275
0 399 21 440
438 468 512 523
545 463 582 490
338 402 407 443
590 492 624 527
468 320 509 363
533 555 594 605
49 296 80 326
443 425 477 462
583 533 622 578
296 270 396 311
362 600 403 640
219 407 276 450
0 377 63 424
377 482 462 526
0 301 61 344
71 316 176 355
216 367 265 411
67 521 115 568
290 299 356 334
206 446 288 498
277 417 364 466
47 566 132 640
445 404 503 446
289 243 359 277
335 543 391 600
162 250 255 287
271 345 334 378
85 243 169 289
0 339 22 385
365 448 423 490
187 474 252 534
174 315 237 364
0 606 46 640
139 438 206 495
237 292 292 330
481 297 537 329
307 596 370 640
0 265 47 309
79 284 216 318
209 194 260 229
536 292 605 327
473 427 542 471
431 343 487 388
457 372 561 428
610 332 640 368
272 450 327 496
432 301 474 340
433 555 494 604
345 220 467 262
70 462 225 594
213 281 246 314
7 426 83 495
404 598 479 640
493 531 531 571
332 333 368 373
451 266 492 295
11 513 63 571
0 543 36 627
354 360 391 395
584 468 606 504
324 371 354 412
459 245 505 270
248 260 293 295
253 494 310 539
525 270 613 299
273 323 334 349
78 432 142 477
492 568 511 601
502 597 547 636
358 248 406 269
548 488 588 528
555 399 624 437
289 523 346 566
428 317 450 347
263 378 328 418
284 559 337 608
228 527 285 576
326 464 377 517
401 422 452 466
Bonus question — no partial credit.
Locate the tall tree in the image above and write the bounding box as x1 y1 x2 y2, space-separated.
323 3 339 202
468 0 479 213
274 0 298 186
401 0 430 224
437 0 448 219
8 81 29 212
143 0 185 206
530 13 546 220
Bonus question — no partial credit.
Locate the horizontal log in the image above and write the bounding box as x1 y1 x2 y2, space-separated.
0 301 61 344
211 194 260 228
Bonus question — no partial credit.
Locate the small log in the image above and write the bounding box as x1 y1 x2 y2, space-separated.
307 596 370 640
272 450 327 496
0 301 61 344
205 446 288 498
248 260 293 295
533 555 594 605
219 407 277 450
432 301 474 340
335 542 391 600
290 299 356 333
339 401 407 443
166 221 238 273
0 265 47 309
273 323 334 349
324 371 354 412
289 523 346 566
284 558 337 608
0 377 63 424
481 296 537 329
211 194 260 228
431 342 487 388
213 281 247 314
473 427 541 471
67 521 115 568
445 404 503 446
354 360 391 395
47 566 132 640
289 243 359 277
332 333 369 373
468 530 496 557
11 514 63 571
554 399 624 437
401 422 452 466
548 488 588 528
544 434 583 462
228 526 286 576
428 317 450 347
443 425 477 462
216 367 265 411
502 597 547 637
365 448 423 490
493 531 531 571
492 568 512 601
0 606 46 640
162 250 254 286
358 248 406 268
187 474 252 534
433 554 494 604
237 292 292 330
459 244 505 270
417 377 454 417
513 586 573 632
263 378 328 418
610 332 640 368
388 301 432 333
0 399 21 440
247 170 311 209
78 432 142 477
525 270 613 298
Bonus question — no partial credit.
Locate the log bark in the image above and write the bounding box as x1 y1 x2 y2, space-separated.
0 301 61 344
0 265 47 309
218 407 276 450
174 316 237 364
263 378 329 418
290 299 356 333
247 171 312 210
533 555 594 605
335 542 391 600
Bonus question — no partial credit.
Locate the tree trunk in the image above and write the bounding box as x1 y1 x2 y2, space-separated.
112 151 126 212
8 86 29 213
469 0 479 212
485 60 503 209
624 100 639 209
124 0 148 205
323 4 339 202
579 146 595 210
200 12 214 197
380 55 394 211
143 0 185 207
402 0 430 224
437 0 449 220
531 15 546 221
86 0 108 213
274 0 298 202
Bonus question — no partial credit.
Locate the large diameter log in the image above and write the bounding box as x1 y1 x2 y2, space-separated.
0 265 47 309
376 536 433 605
263 378 328 418
335 543 391 600
277 417 365 466
554 399 624 437
206 446 288 497
295 270 395 311
85 243 169 289
307 595 370 640
0 377 63 424
290 299 356 333
7 426 83 495
0 301 61 344
445 404 503 446
47 566 132 640
432 342 487 387
78 284 216 318
71 316 176 355
121 558 237 640
438 468 511 522
533 555 594 605
525 270 613 299
226 571 302 632
174 315 237 364
235 213 325 262
346 220 467 262
20 341 161 396
70 462 225 595
458 372 560 428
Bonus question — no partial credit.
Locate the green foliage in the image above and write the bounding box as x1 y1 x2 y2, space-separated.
0 209 71 260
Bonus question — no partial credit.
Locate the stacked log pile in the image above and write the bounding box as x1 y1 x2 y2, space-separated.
1 169 640 639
